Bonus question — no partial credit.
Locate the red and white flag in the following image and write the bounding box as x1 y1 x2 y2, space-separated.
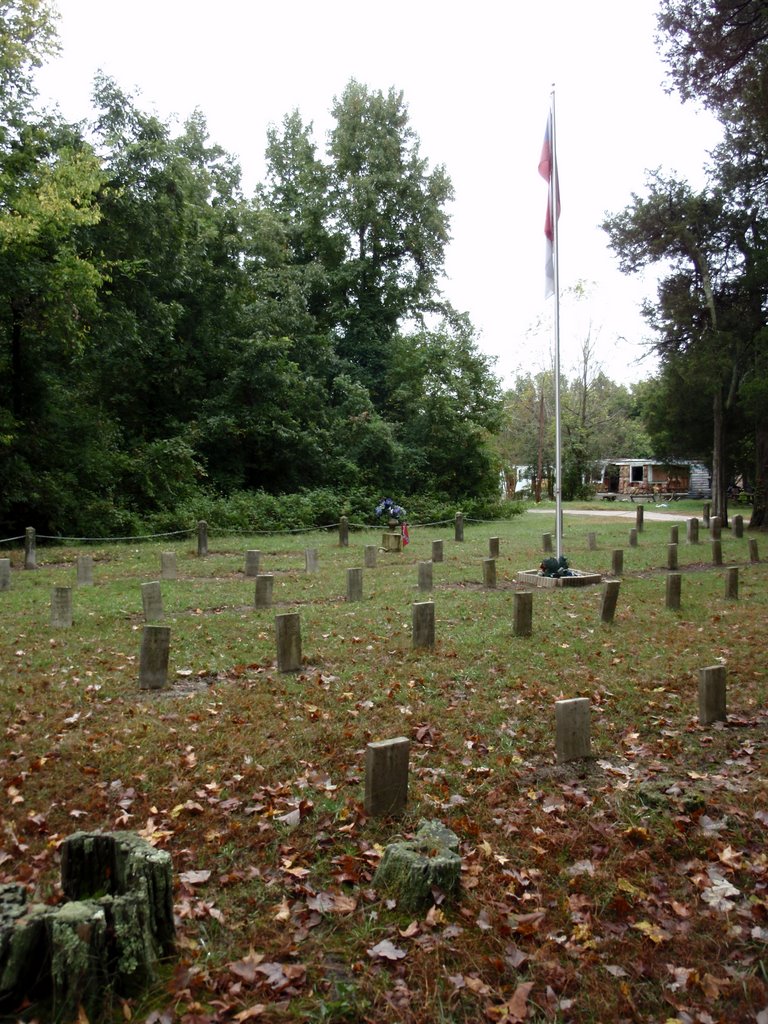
538 112 560 299
401 523 410 547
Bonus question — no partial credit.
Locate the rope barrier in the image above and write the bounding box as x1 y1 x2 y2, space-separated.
4 513 518 546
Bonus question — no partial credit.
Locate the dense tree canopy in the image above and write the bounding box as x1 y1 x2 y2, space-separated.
603 0 768 528
0 5 508 533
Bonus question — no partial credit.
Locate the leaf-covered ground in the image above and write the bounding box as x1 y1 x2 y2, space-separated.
1 505 766 1023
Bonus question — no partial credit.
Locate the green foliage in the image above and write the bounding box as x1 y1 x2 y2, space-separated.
539 554 572 578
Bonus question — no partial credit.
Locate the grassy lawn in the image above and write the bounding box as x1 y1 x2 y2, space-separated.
1 505 766 1023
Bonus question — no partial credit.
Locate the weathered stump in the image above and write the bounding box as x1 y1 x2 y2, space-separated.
373 820 461 908
0 832 174 1022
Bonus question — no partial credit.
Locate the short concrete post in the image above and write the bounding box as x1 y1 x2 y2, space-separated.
483 558 497 589
669 525 679 545
244 550 261 577
431 540 444 563
364 545 377 569
139 625 170 690
629 528 638 548
732 514 743 538
0 558 10 591
710 516 722 540
542 532 553 553
725 565 739 600
555 698 591 762
141 581 163 622
160 552 177 580
454 513 464 542
275 612 302 672
305 548 319 574
687 518 699 544
254 573 274 609
24 527 36 570
666 572 682 611
698 665 726 725
197 520 208 557
635 505 644 533
50 586 73 628
76 555 94 587
749 538 760 563
513 590 533 637
347 567 363 602
702 502 710 527
417 561 433 592
489 536 500 558
587 532 597 551
412 601 435 650
711 539 723 566
667 543 678 571
600 579 621 624
339 516 349 548
364 737 410 817
611 549 623 576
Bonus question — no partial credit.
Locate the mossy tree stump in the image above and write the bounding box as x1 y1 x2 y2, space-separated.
0 831 174 1022
373 820 461 909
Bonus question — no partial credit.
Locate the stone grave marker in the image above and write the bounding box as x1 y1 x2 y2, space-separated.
139 625 170 690
600 579 620 624
749 538 760 563
141 581 163 622
711 540 723 566
339 516 349 547
276 612 302 672
710 516 722 540
431 539 444 563
412 601 435 649
489 536 500 558
587 531 597 551
635 505 644 532
725 565 739 600
254 574 274 609
0 558 10 591
699 665 726 725
160 552 177 580
667 543 678 571
305 548 319 573
417 561 433 592
364 737 410 817
244 550 261 577
611 549 623 576
555 698 590 761
513 590 533 637
666 572 682 611
76 555 94 587
629 528 638 548
347 567 363 602
542 532 553 553
364 545 377 568
483 557 497 589
687 518 699 544
733 514 744 539
50 587 73 628
669 525 679 545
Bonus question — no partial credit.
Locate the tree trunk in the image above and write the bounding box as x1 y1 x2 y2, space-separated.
711 388 728 526
751 416 768 529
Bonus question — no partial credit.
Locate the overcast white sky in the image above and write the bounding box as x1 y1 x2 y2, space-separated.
36 0 722 387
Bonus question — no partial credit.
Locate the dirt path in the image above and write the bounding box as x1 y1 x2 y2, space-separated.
528 506 693 522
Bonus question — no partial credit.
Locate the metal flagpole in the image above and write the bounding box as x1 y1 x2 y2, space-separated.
550 86 562 560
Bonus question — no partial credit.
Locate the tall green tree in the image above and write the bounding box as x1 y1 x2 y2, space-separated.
0 0 105 531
